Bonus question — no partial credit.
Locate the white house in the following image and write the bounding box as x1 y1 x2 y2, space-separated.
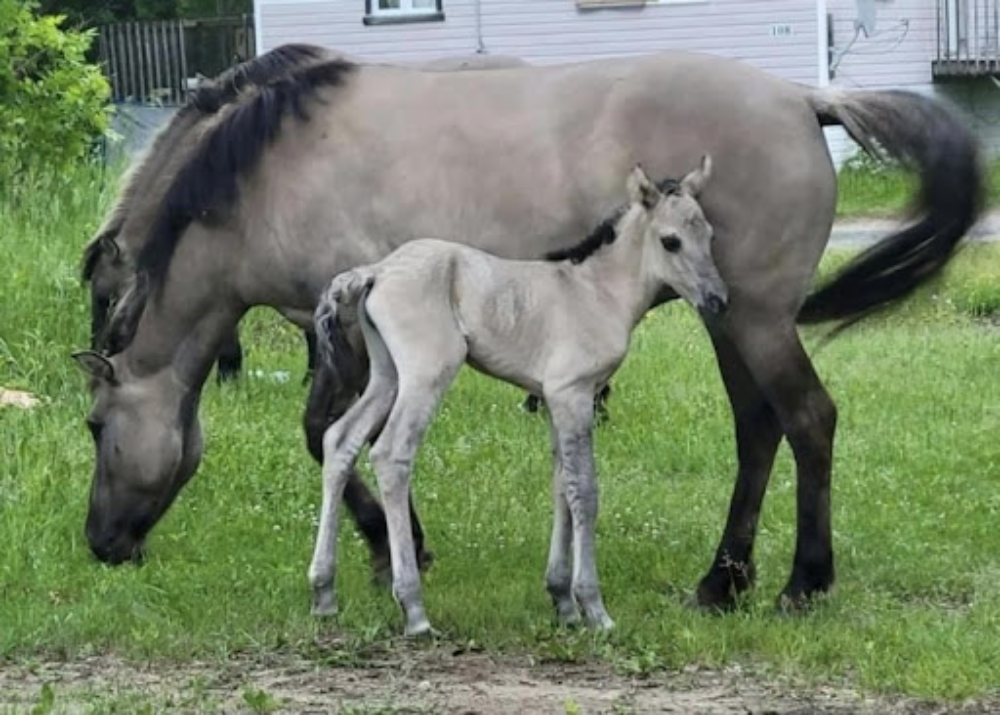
253 0 1000 157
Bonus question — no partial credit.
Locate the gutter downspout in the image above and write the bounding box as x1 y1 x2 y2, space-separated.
475 0 486 54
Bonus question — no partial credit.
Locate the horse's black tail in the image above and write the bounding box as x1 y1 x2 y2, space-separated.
800 89 984 332
314 270 373 391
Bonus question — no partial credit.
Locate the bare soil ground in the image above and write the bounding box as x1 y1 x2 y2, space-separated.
1 645 995 714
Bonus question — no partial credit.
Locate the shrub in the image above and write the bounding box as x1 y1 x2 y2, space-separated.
0 0 111 191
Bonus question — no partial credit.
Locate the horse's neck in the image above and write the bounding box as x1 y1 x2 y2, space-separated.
124 281 243 389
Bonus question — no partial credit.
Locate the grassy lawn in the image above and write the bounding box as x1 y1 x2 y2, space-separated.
836 152 1000 218
1 167 999 709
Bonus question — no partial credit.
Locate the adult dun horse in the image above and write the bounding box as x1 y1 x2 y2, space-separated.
74 49 981 611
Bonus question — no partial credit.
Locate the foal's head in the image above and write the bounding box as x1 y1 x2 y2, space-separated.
626 157 728 317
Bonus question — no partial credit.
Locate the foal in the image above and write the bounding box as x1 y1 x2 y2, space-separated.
309 159 728 636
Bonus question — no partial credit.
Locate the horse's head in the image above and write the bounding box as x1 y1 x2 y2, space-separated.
627 156 728 317
81 233 131 346
72 350 203 565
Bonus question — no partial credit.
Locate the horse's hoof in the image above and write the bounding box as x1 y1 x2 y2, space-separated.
688 582 746 614
775 586 831 616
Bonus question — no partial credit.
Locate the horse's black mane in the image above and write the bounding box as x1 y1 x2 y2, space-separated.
102 56 356 355
184 43 328 116
81 44 328 287
545 178 682 265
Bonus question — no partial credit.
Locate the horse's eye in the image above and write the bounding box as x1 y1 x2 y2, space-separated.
661 235 683 253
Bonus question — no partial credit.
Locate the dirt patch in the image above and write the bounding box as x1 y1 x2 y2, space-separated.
0 647 995 714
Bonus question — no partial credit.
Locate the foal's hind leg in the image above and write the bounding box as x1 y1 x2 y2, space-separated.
309 370 397 616
302 356 431 584
710 317 837 610
695 327 784 610
371 363 463 637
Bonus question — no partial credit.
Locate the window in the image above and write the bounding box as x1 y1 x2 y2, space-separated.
364 0 445 25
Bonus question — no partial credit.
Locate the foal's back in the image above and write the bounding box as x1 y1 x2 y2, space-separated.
363 239 618 394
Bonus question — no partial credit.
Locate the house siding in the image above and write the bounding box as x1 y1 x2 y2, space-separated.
258 0 820 84
824 0 1000 158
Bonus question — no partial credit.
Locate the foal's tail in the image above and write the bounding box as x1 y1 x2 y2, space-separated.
800 89 984 333
314 269 374 390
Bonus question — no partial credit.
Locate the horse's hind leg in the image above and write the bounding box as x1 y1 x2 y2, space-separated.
709 317 837 610
303 357 432 585
215 325 243 382
309 367 397 616
695 327 784 611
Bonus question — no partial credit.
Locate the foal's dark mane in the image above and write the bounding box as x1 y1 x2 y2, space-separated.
81 43 329 283
102 57 356 355
545 178 682 264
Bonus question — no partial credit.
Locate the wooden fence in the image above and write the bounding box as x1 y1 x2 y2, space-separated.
98 17 255 105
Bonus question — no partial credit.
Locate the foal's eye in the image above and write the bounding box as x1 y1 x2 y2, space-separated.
661 235 683 253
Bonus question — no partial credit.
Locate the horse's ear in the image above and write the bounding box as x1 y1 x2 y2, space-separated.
72 350 116 383
681 154 713 197
627 164 659 209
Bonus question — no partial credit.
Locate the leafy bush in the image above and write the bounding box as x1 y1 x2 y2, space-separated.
0 0 111 190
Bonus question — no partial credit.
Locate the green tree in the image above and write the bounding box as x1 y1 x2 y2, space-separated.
0 0 111 189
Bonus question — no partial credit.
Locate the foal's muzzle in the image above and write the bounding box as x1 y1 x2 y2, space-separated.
700 292 729 318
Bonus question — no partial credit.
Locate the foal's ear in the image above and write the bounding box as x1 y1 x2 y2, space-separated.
72 350 116 383
627 164 659 209
680 154 713 197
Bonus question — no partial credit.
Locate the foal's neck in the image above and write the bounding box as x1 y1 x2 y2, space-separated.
582 210 660 327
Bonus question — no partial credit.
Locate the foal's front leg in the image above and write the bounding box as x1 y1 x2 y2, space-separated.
546 388 614 631
545 421 581 626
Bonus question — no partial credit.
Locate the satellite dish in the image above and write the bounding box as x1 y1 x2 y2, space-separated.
856 0 878 36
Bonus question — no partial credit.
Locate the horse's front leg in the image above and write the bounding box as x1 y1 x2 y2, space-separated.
699 313 836 612
303 357 432 583
215 324 244 382
695 324 784 610
545 387 614 631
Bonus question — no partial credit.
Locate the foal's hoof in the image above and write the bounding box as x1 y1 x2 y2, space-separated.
311 588 337 617
586 614 616 632
404 620 436 639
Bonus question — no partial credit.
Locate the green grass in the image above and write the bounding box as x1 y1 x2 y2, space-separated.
1 166 999 704
836 153 1000 218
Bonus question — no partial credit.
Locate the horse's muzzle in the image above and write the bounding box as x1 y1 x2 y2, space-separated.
87 531 146 566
